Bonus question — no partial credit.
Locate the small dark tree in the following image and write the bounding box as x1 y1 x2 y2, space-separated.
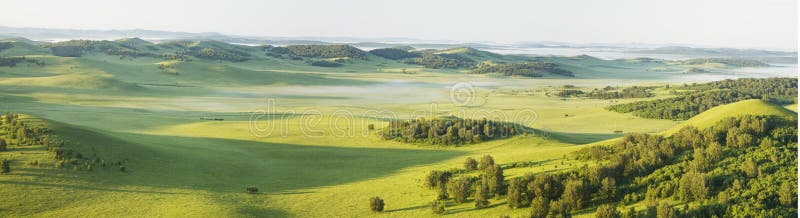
119 166 126 172
1 159 9 174
367 124 375 131
464 157 478 171
596 204 620 218
246 186 258 194
0 138 6 151
369 196 385 212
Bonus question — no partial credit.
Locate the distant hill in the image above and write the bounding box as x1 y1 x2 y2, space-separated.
633 46 796 57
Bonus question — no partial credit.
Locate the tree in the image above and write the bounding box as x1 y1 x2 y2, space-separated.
549 200 571 218
596 204 620 218
740 158 758 178
425 170 451 189
474 178 490 209
779 182 796 207
0 138 6 151
447 177 472 204
561 179 588 211
479 155 495 170
369 196 385 212
599 177 617 202
464 157 478 170
530 196 549 218
246 187 258 194
0 159 9 174
507 178 528 208
485 164 504 197
656 203 675 218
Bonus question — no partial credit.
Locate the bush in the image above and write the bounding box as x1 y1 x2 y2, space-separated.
246 186 258 194
119 166 126 172
1 159 9 174
464 157 478 170
0 139 6 151
369 196 385 212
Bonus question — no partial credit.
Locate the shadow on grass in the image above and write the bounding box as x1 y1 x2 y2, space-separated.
543 130 622 144
385 204 427 213
0 180 185 195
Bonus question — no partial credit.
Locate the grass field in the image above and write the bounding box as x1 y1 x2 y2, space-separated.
0 39 795 217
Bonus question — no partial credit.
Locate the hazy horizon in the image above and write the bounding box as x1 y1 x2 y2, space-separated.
1 0 797 50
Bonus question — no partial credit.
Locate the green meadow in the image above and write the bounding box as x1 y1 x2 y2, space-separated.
0 38 795 217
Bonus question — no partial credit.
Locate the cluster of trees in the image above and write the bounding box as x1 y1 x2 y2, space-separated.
307 59 343 67
573 114 797 217
45 39 252 62
673 58 770 67
185 47 250 62
0 56 45 67
0 42 12 51
423 155 505 214
380 118 520 146
0 112 120 172
470 62 575 77
608 78 797 120
405 53 475 69
368 48 420 60
684 78 797 104
411 114 796 217
558 86 654 99
284 45 368 60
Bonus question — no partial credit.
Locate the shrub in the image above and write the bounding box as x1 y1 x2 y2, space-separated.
0 139 6 151
464 157 478 170
1 159 9 174
119 166 126 172
369 196 385 212
246 186 259 194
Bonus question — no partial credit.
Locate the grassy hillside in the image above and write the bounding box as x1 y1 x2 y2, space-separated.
663 99 795 135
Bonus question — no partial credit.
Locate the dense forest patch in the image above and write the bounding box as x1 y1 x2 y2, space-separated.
607 78 797 120
470 62 575 77
368 48 420 60
380 117 521 146
405 53 475 69
284 45 369 60
558 86 654 99
412 114 797 217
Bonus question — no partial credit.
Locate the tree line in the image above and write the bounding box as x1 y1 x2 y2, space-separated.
558 86 654 99
369 48 420 60
405 53 475 69
471 62 575 77
0 112 124 173
607 78 797 120
380 117 521 146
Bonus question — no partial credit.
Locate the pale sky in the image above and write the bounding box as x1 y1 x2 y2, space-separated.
0 0 797 50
